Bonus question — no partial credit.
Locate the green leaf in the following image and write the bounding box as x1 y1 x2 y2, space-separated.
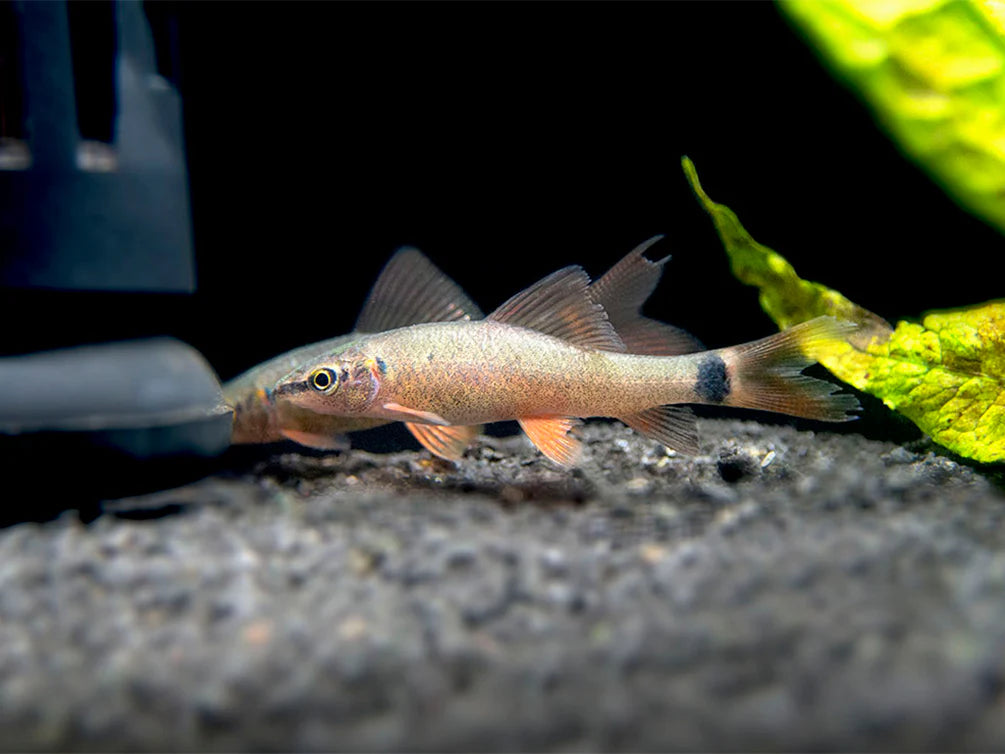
779 0 1005 236
683 156 1005 463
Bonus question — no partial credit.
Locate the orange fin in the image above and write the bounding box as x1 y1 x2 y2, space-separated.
406 422 481 461
718 317 860 421
618 405 699 455
488 267 624 352
517 416 582 467
355 248 483 333
588 236 704 356
279 428 350 451
382 402 451 426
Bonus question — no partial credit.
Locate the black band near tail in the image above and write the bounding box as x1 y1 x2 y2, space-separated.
695 354 730 404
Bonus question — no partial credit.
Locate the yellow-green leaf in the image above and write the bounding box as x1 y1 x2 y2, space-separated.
683 156 1005 463
779 0 1005 236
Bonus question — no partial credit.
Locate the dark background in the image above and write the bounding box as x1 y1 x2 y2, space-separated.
4 1 1002 382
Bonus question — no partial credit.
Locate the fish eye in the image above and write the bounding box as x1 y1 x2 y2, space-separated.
309 368 338 393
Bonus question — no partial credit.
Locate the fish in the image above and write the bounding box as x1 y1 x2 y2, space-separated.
223 247 483 450
226 237 702 459
272 237 860 466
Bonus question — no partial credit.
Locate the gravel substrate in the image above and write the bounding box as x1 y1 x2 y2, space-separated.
2 419 1005 751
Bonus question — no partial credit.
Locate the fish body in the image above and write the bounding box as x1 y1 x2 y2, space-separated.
226 237 699 457
275 259 858 466
299 321 702 425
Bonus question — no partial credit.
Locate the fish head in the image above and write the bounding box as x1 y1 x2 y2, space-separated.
272 346 381 416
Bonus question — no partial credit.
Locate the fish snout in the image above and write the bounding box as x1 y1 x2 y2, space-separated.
272 378 309 401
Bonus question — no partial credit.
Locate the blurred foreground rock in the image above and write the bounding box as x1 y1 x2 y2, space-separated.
2 419 1004 751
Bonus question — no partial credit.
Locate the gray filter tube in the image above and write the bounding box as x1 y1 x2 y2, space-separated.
0 338 232 457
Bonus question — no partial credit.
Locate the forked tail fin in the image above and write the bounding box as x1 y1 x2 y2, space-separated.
719 317 860 422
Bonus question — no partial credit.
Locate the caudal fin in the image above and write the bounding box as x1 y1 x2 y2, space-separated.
719 317 860 422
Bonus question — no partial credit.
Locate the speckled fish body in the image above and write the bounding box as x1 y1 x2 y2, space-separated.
226 237 700 457
318 321 717 425
275 248 858 466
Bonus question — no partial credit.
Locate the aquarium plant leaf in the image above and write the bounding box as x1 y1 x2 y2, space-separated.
778 0 1005 236
683 156 1005 463
679 158 892 342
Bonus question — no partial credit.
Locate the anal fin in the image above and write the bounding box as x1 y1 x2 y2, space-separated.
406 423 481 461
517 416 582 467
617 405 699 455
280 428 350 451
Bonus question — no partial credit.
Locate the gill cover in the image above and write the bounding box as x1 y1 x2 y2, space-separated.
322 354 381 414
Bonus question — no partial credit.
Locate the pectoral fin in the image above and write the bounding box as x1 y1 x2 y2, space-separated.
617 405 699 455
382 402 451 426
279 428 350 451
406 422 482 461
517 416 582 467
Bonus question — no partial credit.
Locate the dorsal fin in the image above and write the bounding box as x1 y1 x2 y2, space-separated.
611 319 705 357
355 247 483 333
589 236 704 356
589 236 667 322
488 266 625 351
